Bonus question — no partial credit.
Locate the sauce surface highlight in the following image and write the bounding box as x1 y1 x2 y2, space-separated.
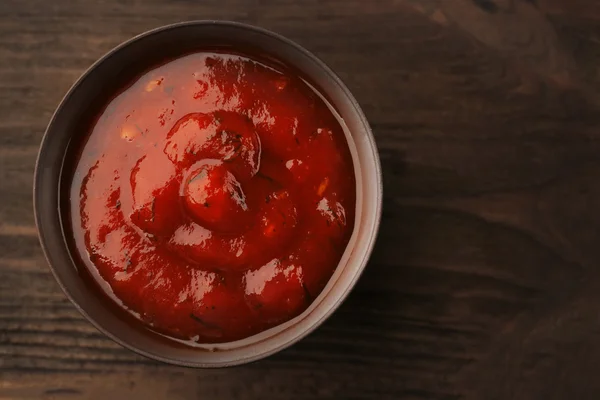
70 51 356 343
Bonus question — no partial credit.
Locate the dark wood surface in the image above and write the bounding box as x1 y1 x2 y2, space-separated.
2 0 600 398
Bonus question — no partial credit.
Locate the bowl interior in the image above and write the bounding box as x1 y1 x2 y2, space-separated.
35 21 381 367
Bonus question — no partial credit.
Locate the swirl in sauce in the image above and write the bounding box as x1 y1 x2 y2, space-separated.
70 52 356 343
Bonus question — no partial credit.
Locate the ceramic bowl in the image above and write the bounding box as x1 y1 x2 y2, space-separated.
34 21 382 367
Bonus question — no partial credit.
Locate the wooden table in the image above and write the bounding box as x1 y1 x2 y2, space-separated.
3 0 600 398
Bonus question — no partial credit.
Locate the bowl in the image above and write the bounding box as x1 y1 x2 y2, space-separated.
34 20 382 367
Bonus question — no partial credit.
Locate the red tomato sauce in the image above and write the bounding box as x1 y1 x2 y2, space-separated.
69 51 356 343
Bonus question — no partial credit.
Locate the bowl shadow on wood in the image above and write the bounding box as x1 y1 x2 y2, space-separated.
265 152 583 397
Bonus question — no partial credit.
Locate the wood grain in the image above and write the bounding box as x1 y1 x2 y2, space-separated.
3 0 600 398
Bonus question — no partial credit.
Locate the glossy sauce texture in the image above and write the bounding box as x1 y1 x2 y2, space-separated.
70 52 356 343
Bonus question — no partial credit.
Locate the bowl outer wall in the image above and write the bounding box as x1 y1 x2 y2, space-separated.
33 20 383 367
